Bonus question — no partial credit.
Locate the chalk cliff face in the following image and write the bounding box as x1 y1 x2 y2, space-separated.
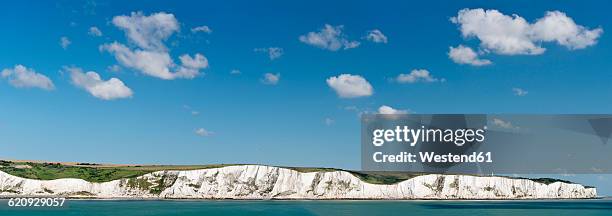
0 165 597 199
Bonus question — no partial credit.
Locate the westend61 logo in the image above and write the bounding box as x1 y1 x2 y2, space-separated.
361 114 612 174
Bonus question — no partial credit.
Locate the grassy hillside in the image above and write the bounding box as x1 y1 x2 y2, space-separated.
0 160 231 183
0 160 582 187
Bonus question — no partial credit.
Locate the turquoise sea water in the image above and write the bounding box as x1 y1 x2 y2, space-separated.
1 199 611 216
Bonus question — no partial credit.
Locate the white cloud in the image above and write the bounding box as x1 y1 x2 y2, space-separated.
191 25 212 34
324 118 335 126
512 87 528 96
396 69 442 83
448 45 492 66
366 29 388 43
101 42 174 79
378 105 408 114
230 69 241 75
176 53 209 79
254 47 283 60
326 74 373 98
107 65 121 72
1 65 54 90
492 118 518 129
88 26 103 37
60 36 71 49
66 66 133 100
451 8 603 55
531 11 604 50
112 11 179 51
261 73 280 85
101 12 208 80
299 24 360 51
195 128 213 136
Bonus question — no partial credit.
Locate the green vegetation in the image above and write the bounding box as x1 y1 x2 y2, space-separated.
126 177 152 190
349 171 424 184
0 161 151 182
528 178 574 185
286 167 339 173
0 160 232 183
0 160 588 187
286 166 424 184
149 173 178 194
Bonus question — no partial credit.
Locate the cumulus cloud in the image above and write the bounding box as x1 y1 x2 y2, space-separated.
101 42 174 79
366 29 388 43
512 87 528 96
299 24 360 51
176 53 209 79
1 65 54 90
191 25 212 34
326 74 373 98
112 11 179 51
88 26 103 37
195 128 213 136
396 69 442 83
451 8 603 55
60 36 71 49
254 47 283 60
230 69 241 75
66 66 133 100
448 45 492 66
101 12 208 80
492 118 519 129
378 105 408 114
261 73 280 85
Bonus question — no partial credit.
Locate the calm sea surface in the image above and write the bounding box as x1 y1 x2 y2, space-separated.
1 199 611 216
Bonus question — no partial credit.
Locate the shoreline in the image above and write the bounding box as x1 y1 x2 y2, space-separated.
0 197 607 201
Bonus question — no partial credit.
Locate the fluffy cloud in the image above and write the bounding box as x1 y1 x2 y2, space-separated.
88 26 103 37
492 118 518 129
366 29 388 43
261 73 280 85
254 47 283 60
112 11 179 51
230 69 241 75
101 12 208 80
512 87 528 96
101 42 174 79
66 66 133 100
396 69 441 83
176 53 209 79
195 128 213 136
451 8 603 55
191 25 212 34
1 65 54 90
448 45 492 66
378 105 408 114
60 36 71 49
326 74 373 98
299 24 360 51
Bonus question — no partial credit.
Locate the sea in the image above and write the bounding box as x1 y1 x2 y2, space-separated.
1 199 611 215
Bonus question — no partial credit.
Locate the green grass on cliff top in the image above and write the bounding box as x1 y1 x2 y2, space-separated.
0 160 582 186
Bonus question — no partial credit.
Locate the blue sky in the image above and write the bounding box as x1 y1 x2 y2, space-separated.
1 1 611 194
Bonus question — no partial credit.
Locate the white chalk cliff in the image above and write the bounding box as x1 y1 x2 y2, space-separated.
0 165 596 199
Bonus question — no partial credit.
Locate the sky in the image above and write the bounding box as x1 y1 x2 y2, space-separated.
0 1 611 194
